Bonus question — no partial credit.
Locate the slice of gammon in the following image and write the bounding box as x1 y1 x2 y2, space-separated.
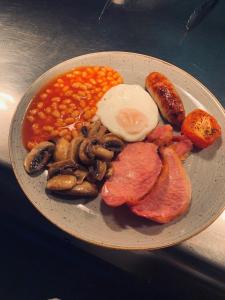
101 142 162 207
131 147 191 223
170 135 193 160
147 124 173 146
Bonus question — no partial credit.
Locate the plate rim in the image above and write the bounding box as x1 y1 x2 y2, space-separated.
8 51 225 250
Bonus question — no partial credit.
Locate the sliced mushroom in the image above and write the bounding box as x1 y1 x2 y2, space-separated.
46 175 77 191
54 138 70 162
91 145 114 161
85 137 100 160
65 181 98 197
88 160 107 181
105 166 113 179
67 136 84 162
88 120 101 137
24 141 55 175
79 139 94 165
102 133 125 152
74 169 88 184
81 126 89 137
48 159 77 179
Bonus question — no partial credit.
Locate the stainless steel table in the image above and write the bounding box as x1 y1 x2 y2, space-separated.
1 0 225 292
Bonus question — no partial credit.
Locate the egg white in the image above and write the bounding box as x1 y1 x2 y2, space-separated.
96 84 159 142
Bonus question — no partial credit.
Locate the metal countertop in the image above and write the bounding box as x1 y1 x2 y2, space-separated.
1 0 225 289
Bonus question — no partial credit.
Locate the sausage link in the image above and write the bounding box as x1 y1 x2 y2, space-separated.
146 72 185 127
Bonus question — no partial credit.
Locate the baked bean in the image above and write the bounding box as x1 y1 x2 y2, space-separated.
38 112 46 119
58 104 67 110
66 73 73 78
82 71 88 78
63 86 69 92
52 110 60 118
85 83 92 89
72 110 80 118
27 115 34 123
83 111 92 120
80 100 86 108
37 102 44 109
30 109 38 116
43 125 53 132
45 107 52 114
65 90 73 96
65 117 75 125
59 129 69 137
40 93 48 100
51 129 59 137
69 103 76 109
63 99 71 104
90 78 96 85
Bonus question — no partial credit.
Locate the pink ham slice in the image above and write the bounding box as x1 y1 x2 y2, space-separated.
147 124 173 146
169 135 193 160
101 142 162 207
131 147 191 223
147 125 193 161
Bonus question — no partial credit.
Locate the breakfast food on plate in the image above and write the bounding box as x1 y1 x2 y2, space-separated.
24 120 125 197
22 65 222 225
169 135 193 160
147 124 173 146
101 142 162 206
181 109 221 148
23 66 123 150
24 141 55 174
96 84 159 142
131 147 192 224
146 72 185 127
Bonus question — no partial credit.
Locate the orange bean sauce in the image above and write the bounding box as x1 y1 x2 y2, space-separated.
22 66 123 150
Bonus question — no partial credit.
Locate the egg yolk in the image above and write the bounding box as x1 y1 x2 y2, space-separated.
116 108 148 134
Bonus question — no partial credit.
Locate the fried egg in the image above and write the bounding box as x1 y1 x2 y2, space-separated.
96 84 159 142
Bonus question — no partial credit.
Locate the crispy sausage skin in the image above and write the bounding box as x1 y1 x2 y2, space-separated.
146 72 185 128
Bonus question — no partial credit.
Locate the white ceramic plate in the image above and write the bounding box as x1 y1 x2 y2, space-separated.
9 51 225 250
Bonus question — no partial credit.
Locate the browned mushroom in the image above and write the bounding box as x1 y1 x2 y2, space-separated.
65 181 98 197
46 175 77 191
47 159 77 179
67 136 84 162
88 160 107 181
80 125 89 137
74 169 88 184
54 138 70 161
102 133 125 152
79 139 94 165
91 145 114 161
105 164 113 179
88 120 101 137
24 141 55 175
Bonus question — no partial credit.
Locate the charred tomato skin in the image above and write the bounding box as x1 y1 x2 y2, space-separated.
181 109 221 149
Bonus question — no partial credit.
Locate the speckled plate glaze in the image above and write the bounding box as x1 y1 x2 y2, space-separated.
9 52 225 250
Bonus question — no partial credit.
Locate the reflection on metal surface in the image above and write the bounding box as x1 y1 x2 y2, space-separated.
0 91 17 163
112 0 125 4
98 0 112 21
0 92 15 111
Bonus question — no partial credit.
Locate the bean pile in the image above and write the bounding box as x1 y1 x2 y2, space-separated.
23 66 123 150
